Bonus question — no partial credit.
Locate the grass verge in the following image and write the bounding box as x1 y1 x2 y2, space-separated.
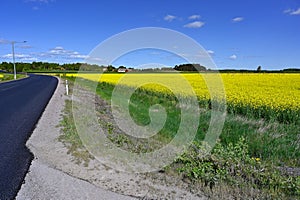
0 73 27 82
58 82 94 166
59 76 300 199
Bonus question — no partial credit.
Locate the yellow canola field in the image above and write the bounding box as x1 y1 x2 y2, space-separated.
67 73 300 111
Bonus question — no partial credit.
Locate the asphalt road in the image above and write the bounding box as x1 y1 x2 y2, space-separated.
0 75 58 200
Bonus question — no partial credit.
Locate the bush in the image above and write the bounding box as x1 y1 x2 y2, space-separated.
175 137 300 197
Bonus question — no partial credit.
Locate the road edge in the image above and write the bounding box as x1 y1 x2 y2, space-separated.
16 76 135 200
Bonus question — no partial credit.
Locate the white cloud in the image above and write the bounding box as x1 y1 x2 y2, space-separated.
188 15 201 20
184 21 205 28
1 45 88 63
229 54 237 60
2 54 28 59
1 53 36 61
232 17 244 22
28 46 88 62
291 8 300 15
25 0 53 3
69 53 88 59
49 46 66 54
207 50 214 55
284 7 300 15
46 46 88 59
164 15 176 22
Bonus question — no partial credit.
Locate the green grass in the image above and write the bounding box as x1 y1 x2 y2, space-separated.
58 98 94 167
0 73 27 82
226 102 300 125
82 78 300 166
174 137 300 199
61 76 300 199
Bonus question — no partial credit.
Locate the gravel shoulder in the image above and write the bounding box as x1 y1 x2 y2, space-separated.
17 77 206 200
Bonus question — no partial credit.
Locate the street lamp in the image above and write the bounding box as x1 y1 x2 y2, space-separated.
11 41 27 80
0 40 27 80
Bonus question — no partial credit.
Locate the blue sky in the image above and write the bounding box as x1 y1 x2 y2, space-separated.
0 0 299 70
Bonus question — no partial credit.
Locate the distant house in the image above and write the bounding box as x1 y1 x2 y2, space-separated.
127 68 133 72
117 68 128 73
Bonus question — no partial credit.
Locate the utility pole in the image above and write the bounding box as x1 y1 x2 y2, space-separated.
11 41 27 80
0 40 27 80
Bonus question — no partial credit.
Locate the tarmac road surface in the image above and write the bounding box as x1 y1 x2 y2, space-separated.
0 75 58 199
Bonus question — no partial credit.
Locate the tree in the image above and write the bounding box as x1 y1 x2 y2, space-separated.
107 65 116 72
174 63 206 71
257 65 262 72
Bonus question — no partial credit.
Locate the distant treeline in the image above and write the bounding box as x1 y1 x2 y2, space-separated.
216 68 300 73
173 64 300 73
0 61 299 73
0 62 104 72
174 63 207 71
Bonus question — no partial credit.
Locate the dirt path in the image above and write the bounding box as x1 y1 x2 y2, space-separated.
17 77 207 199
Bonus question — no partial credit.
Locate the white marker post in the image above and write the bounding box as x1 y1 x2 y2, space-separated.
66 80 69 95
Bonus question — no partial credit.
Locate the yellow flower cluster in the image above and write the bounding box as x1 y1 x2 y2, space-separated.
67 73 300 111
221 73 300 111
